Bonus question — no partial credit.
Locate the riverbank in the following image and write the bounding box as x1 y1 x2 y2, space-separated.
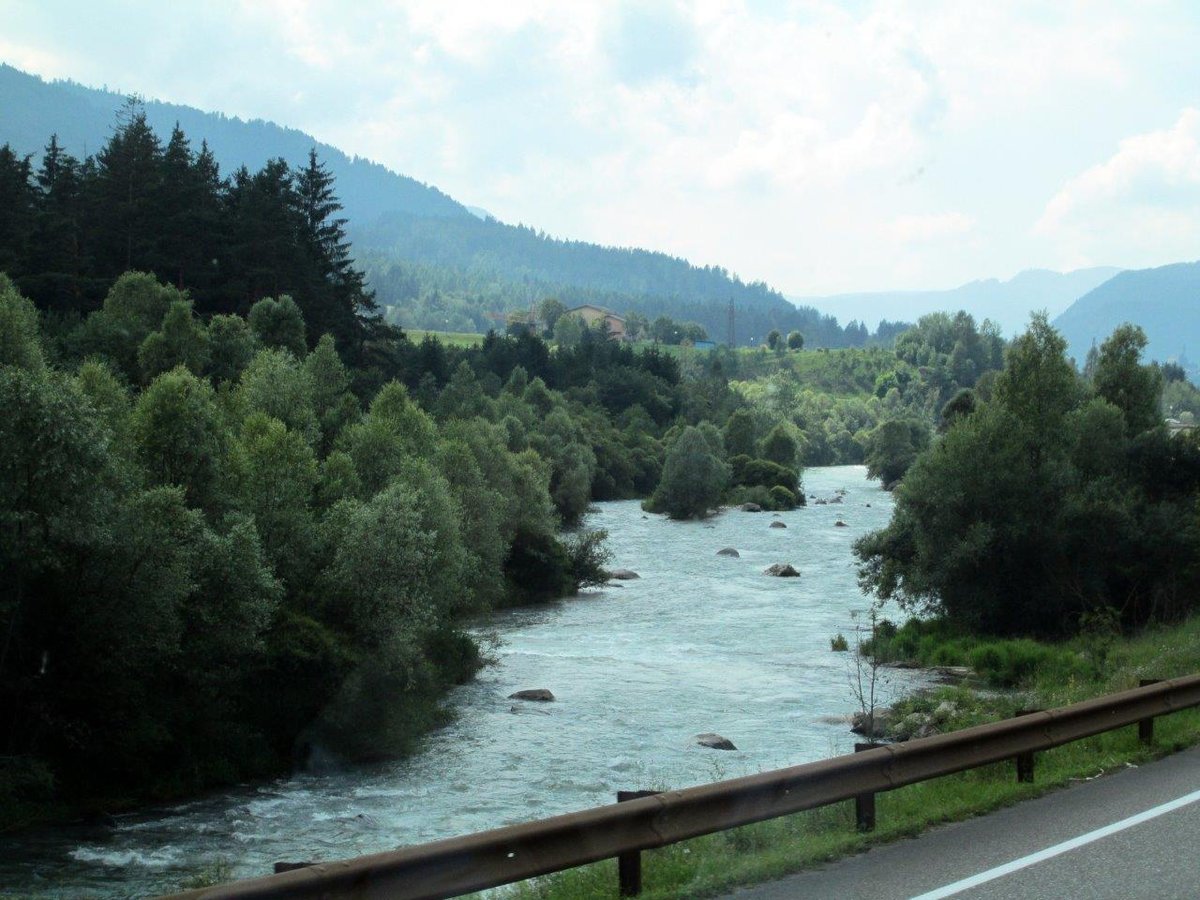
0 469 913 897
504 614 1200 899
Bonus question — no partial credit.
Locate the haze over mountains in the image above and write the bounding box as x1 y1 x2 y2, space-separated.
1053 261 1200 370
793 267 1122 337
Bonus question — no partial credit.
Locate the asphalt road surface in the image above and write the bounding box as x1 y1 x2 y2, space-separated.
724 745 1200 899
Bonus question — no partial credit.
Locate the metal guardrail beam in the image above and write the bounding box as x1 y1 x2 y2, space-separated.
166 674 1200 900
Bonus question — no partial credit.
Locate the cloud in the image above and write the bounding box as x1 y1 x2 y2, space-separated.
604 3 697 85
1035 108 1200 267
4 1 1199 292
0 38 70 79
887 211 975 243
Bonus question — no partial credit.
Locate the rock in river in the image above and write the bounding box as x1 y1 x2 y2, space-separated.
696 733 738 751
716 547 740 557
508 689 555 702
763 563 800 577
850 707 894 738
608 569 640 580
739 502 763 512
769 520 787 528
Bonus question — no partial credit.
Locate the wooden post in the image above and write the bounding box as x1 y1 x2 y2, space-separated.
1013 709 1041 783
617 790 660 896
273 862 315 873
854 743 878 831
1139 679 1162 745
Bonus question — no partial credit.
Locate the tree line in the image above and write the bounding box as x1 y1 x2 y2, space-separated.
0 268 704 815
0 113 726 816
0 102 378 358
856 315 1200 637
361 252 908 348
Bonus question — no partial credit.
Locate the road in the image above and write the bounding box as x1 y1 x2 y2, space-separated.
724 744 1200 899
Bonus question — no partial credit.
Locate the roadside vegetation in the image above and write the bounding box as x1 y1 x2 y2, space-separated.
503 615 1200 900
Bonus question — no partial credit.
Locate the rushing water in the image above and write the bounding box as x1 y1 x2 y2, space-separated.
0 466 927 897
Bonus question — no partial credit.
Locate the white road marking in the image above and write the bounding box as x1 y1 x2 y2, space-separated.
909 786 1200 899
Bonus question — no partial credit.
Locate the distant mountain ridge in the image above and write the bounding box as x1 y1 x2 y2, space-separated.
793 267 1122 336
1053 261 1200 370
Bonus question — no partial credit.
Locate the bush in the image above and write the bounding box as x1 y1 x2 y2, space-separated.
726 484 775 509
865 617 1089 688
734 458 798 493
769 485 798 509
565 528 613 590
830 633 849 652
502 529 575 604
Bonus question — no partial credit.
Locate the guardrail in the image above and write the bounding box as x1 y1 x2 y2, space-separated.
167 674 1200 900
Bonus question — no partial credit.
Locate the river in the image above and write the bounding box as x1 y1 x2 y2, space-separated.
0 465 926 897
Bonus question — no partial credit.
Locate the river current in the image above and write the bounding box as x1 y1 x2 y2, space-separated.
0 466 926 897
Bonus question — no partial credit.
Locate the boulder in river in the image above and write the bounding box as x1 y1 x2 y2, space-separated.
508 689 555 702
608 569 640 580
834 520 847 527
695 733 738 751
763 563 800 577
716 547 740 557
769 520 787 529
739 502 763 512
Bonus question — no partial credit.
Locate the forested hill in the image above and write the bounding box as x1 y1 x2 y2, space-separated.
0 63 472 225
354 224 889 348
1053 261 1200 370
0 64 885 347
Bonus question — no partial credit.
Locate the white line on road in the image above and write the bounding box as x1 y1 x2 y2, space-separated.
909 786 1200 899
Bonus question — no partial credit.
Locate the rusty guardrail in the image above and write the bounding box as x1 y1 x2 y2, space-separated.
167 674 1200 900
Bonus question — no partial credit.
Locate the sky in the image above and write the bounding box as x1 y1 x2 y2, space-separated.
2 1 1199 296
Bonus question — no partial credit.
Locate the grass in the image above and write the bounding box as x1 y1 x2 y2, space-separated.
403 328 488 348
497 615 1200 899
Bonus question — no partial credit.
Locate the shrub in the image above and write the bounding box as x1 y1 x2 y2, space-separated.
769 485 798 509
830 633 849 652
565 528 613 589
726 484 775 509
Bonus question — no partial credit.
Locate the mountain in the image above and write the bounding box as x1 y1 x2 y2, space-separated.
2 63 876 346
793 267 1122 336
1053 261 1200 370
0 63 468 226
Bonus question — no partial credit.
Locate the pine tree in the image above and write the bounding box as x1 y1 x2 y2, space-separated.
92 98 164 276
0 144 36 276
296 149 376 348
27 135 86 309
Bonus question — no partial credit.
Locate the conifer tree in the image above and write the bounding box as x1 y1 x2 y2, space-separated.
93 98 164 275
0 144 36 276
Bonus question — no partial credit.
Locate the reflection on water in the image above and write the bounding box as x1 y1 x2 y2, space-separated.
0 466 925 897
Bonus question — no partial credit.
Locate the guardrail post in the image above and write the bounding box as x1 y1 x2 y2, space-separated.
1139 679 1162 744
617 790 660 896
273 862 315 873
1013 709 1041 782
853 743 878 831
